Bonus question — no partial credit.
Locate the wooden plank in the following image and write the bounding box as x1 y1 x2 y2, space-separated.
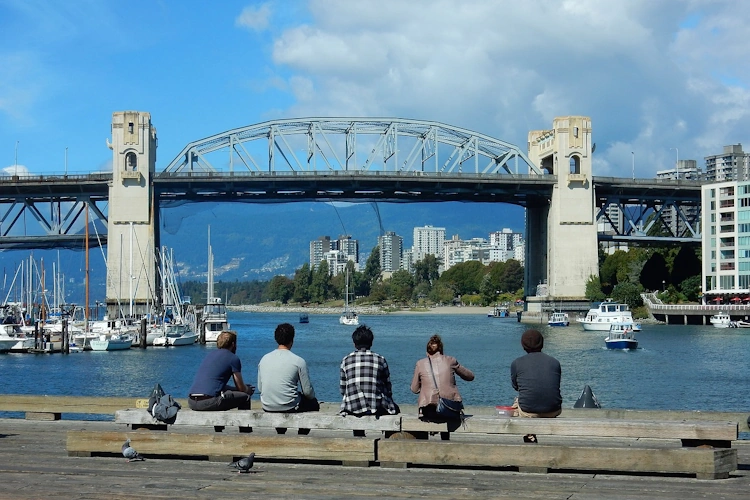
0 395 186 414
115 408 401 431
400 416 738 441
66 430 376 463
25 412 61 421
377 440 738 479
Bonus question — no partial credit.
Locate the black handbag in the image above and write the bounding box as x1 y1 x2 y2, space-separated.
428 357 464 418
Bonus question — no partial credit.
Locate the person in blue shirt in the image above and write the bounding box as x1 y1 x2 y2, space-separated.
188 330 254 411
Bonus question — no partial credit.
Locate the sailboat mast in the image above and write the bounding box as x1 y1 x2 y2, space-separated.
207 226 213 300
85 202 89 331
129 221 133 317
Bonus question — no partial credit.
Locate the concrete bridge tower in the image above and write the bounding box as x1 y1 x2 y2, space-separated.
105 111 159 319
525 116 599 301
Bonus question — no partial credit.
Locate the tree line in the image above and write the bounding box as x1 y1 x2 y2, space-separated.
179 245 524 307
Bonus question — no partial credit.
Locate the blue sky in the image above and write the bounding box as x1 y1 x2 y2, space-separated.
2 0 750 179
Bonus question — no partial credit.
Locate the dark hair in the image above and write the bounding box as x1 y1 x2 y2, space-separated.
217 330 237 350
426 334 443 355
352 324 373 349
274 323 295 346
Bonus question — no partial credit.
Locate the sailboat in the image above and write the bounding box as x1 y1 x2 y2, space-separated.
339 267 359 326
151 247 198 347
202 226 230 343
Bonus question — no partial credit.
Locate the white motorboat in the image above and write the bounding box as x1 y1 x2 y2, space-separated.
0 334 19 352
90 333 132 351
605 321 639 349
579 300 635 331
710 312 733 328
339 268 359 326
548 311 570 327
152 323 198 346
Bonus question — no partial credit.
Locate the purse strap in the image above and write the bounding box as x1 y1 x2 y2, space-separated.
427 356 441 397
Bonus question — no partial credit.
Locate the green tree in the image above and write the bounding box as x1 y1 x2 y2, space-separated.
480 273 497 306
585 275 606 302
414 254 441 286
438 261 485 296
292 263 312 303
310 261 331 303
362 245 381 294
679 275 701 302
428 282 455 304
611 281 643 309
265 275 294 303
497 259 523 293
388 269 415 303
639 252 669 292
671 247 701 287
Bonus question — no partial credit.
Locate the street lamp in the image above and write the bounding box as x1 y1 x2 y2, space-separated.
670 147 679 179
631 151 635 180
65 147 68 176
14 140 18 176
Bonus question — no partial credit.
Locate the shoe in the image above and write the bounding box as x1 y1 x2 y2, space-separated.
523 434 537 443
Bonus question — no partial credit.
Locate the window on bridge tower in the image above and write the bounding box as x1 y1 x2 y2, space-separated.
126 152 138 171
569 155 580 174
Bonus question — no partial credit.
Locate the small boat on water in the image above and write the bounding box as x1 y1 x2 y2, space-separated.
203 228 231 342
710 312 732 328
90 333 132 351
731 320 750 328
547 311 569 327
488 305 510 318
339 268 359 326
605 322 639 350
580 299 635 331
299 313 309 324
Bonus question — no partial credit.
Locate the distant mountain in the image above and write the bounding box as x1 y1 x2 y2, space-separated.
0 201 525 303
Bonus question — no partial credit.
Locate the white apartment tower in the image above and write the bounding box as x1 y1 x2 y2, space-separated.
705 145 750 182
378 231 403 273
412 225 445 264
310 236 332 268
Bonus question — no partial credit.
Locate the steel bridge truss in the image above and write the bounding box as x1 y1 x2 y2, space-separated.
0 174 110 250
164 118 542 176
595 195 701 244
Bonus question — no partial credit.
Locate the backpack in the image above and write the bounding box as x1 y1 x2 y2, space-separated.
146 383 181 423
151 394 181 423
147 383 166 414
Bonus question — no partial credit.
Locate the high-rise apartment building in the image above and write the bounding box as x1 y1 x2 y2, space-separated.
378 231 403 273
309 236 332 268
702 180 750 296
412 225 446 264
705 144 750 182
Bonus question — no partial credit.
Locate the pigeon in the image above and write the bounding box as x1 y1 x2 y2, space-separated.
229 452 255 473
121 439 145 462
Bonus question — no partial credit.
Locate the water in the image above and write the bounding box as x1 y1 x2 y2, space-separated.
2 312 750 413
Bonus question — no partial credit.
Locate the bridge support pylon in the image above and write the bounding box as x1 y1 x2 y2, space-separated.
105 111 159 320
525 116 599 302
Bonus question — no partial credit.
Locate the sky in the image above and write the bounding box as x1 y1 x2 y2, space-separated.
2 0 750 179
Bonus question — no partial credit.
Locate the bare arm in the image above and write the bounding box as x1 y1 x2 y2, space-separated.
232 372 254 395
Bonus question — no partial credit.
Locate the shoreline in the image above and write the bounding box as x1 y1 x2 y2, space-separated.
228 304 495 316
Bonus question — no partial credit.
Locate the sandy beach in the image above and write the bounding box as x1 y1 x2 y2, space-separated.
229 304 495 316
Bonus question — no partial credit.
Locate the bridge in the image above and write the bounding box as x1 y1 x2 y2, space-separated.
0 113 702 317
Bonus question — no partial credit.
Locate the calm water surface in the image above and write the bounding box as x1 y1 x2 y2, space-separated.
2 312 750 413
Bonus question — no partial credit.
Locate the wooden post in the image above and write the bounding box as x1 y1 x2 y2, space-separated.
62 319 69 354
140 318 147 348
34 320 40 350
199 315 206 345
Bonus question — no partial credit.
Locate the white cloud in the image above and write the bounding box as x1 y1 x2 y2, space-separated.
236 3 273 32
2 164 31 176
257 0 750 176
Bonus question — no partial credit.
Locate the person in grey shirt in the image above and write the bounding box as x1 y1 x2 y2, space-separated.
510 328 562 443
258 323 319 433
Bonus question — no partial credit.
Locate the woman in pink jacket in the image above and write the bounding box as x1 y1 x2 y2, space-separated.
410 334 475 421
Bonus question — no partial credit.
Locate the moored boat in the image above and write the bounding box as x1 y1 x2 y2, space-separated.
547 311 569 327
580 299 634 331
203 228 230 342
710 312 732 328
605 322 639 350
299 313 309 324
90 333 132 351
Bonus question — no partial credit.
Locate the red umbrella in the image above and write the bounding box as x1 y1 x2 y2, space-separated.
712 297 723 303
731 297 743 303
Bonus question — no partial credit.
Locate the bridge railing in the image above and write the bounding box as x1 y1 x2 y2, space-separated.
153 170 553 181
0 172 112 183
642 292 749 312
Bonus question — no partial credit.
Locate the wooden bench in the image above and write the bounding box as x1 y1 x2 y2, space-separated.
0 395 177 421
382 415 739 479
114 408 401 435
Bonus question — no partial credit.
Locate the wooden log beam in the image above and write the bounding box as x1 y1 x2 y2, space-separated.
377 440 738 480
66 430 376 464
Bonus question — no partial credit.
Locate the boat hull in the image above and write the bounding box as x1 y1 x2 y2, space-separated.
605 339 638 349
548 321 569 327
90 339 132 351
